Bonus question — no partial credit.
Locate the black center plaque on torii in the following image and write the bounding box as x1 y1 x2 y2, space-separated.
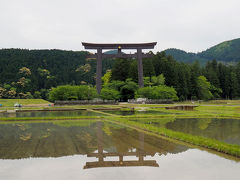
82 42 157 94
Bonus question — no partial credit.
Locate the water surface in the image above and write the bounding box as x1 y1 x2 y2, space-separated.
101 110 173 116
0 120 239 180
0 110 103 118
166 118 240 145
130 118 240 145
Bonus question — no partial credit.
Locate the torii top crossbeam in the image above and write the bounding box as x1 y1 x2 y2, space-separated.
82 42 157 49
82 42 157 94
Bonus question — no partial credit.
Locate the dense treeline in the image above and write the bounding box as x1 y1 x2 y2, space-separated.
0 49 114 99
0 49 240 100
111 52 240 100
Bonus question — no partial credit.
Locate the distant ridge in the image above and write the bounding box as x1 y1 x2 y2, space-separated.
164 38 240 64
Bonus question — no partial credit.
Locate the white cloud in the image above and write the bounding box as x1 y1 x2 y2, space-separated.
0 0 240 52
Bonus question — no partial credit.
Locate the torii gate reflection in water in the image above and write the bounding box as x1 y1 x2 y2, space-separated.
84 121 159 169
82 42 157 94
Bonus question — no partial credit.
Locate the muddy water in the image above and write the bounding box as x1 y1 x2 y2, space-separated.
0 120 239 180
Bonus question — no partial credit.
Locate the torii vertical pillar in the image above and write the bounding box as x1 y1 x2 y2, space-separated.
137 48 144 88
96 48 102 94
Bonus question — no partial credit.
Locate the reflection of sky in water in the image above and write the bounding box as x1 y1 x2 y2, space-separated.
166 118 240 145
0 121 239 179
1 149 239 180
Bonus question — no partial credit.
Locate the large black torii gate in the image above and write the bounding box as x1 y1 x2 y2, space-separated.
82 42 157 94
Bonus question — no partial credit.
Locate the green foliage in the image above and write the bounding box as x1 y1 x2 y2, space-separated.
210 85 222 99
0 49 94 95
102 70 112 86
4 84 11 90
144 77 152 87
25 92 33 99
40 89 49 100
19 67 31 76
120 79 138 101
143 58 155 78
0 87 6 98
33 91 41 99
1 47 240 101
136 85 179 101
151 74 165 86
200 38 240 62
100 88 120 100
128 60 138 82
104 79 138 101
49 85 97 101
6 89 16 98
144 74 165 87
111 58 132 81
105 80 125 91
197 76 213 100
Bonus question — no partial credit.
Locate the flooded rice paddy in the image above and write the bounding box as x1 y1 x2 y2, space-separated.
102 110 174 116
0 110 103 118
132 118 240 145
0 109 175 118
0 120 239 180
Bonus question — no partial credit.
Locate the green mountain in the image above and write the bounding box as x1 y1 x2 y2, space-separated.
164 38 240 64
200 38 240 62
163 48 209 64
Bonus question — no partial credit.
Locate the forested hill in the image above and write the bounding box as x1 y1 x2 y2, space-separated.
163 49 209 64
0 49 114 96
1 47 240 100
164 38 240 64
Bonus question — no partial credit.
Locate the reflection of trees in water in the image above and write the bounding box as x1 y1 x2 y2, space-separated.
197 118 212 130
0 121 188 160
166 118 240 145
131 118 176 128
84 121 188 169
103 121 187 155
0 122 98 159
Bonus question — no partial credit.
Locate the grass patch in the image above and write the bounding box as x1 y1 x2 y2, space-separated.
0 99 51 107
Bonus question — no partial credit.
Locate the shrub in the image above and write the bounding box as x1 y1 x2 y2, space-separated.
100 88 120 100
120 79 138 101
49 85 97 101
136 85 179 101
33 91 41 99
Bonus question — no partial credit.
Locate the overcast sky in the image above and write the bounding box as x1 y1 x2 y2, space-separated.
1 0 240 52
